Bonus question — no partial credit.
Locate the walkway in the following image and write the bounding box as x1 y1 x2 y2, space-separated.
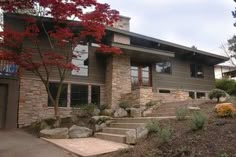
0 129 75 157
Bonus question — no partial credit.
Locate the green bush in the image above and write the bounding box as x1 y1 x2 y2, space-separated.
208 89 227 102
176 107 188 121
146 120 160 134
216 79 236 96
157 126 172 143
190 112 206 131
145 101 157 108
119 101 131 109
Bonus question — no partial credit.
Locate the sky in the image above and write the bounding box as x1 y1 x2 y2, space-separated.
98 0 236 57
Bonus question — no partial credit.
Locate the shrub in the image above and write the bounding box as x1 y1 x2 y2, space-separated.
80 103 98 117
175 107 188 121
208 89 227 102
145 101 157 108
99 104 108 111
226 96 236 107
119 101 131 109
215 103 236 117
190 112 206 131
146 120 160 134
216 79 236 96
157 126 172 143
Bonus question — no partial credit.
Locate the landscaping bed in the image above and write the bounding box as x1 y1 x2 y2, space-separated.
101 102 236 157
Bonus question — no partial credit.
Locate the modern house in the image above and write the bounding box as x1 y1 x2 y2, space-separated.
0 13 228 129
215 62 236 79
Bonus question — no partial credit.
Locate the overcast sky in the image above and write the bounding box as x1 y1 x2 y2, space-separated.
99 0 236 56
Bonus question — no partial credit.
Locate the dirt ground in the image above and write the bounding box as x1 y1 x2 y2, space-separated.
101 102 236 157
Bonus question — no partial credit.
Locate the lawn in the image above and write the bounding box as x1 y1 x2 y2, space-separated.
101 101 236 157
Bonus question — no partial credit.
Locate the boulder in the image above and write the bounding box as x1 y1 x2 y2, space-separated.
92 108 101 116
114 108 128 118
105 120 114 126
129 108 142 117
95 123 107 132
69 125 93 138
101 109 114 116
40 128 69 139
126 125 148 144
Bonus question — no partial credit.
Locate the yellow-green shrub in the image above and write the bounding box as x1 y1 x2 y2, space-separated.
215 103 236 117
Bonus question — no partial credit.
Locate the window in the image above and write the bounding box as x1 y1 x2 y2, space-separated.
159 89 171 93
71 85 88 107
72 44 89 76
190 64 204 78
91 86 100 105
189 91 195 99
196 92 206 99
131 65 151 90
48 83 68 107
156 61 171 74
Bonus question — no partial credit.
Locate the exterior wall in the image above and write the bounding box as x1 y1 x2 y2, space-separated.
105 55 131 109
152 58 215 92
113 34 130 45
0 78 19 129
18 77 106 127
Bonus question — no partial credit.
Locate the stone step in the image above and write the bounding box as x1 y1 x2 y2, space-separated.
112 117 176 123
95 132 126 143
102 128 134 135
110 123 144 129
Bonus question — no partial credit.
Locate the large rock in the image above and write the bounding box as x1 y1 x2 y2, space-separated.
129 108 142 117
101 109 114 116
126 125 148 144
114 108 128 118
69 125 93 138
40 128 69 139
95 123 107 132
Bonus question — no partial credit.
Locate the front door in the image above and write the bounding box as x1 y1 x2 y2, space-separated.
0 84 8 129
131 64 152 90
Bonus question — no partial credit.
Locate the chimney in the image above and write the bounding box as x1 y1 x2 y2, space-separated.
113 15 131 31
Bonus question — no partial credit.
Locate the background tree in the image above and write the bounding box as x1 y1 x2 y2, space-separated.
0 0 121 125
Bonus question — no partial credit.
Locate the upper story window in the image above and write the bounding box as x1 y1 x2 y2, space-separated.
156 61 171 74
72 44 89 76
190 64 204 78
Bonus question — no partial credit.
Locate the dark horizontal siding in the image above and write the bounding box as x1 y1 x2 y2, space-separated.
153 58 215 91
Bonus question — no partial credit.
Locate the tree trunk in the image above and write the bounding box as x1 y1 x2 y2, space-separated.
53 100 61 128
217 97 220 103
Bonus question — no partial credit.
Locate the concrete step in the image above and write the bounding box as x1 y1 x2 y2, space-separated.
95 132 126 143
110 123 144 129
102 128 134 135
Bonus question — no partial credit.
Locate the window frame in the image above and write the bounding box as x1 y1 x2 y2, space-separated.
190 63 204 79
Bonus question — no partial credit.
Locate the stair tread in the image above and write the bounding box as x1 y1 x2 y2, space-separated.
104 127 135 131
95 132 126 137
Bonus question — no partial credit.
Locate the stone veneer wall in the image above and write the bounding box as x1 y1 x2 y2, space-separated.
121 88 191 107
105 55 131 110
18 78 105 127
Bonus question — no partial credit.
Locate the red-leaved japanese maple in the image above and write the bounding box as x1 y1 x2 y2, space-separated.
0 0 121 125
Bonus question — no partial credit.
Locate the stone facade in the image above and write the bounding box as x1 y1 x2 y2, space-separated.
105 55 131 110
121 87 191 108
18 78 105 127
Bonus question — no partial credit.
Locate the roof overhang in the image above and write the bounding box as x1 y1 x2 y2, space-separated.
107 26 229 65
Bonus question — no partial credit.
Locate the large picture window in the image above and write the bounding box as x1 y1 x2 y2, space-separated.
48 83 68 107
70 84 88 107
72 44 89 76
156 61 171 74
190 64 204 78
